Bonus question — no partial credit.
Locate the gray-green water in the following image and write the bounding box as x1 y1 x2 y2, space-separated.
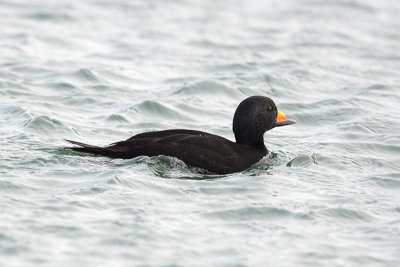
1 0 400 266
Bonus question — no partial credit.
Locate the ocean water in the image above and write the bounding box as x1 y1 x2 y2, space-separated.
1 0 400 266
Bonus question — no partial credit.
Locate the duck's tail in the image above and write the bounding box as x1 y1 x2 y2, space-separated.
64 139 113 157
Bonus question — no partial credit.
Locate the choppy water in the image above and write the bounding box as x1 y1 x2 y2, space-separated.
1 0 400 266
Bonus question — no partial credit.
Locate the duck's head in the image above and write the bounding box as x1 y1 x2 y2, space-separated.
232 96 295 147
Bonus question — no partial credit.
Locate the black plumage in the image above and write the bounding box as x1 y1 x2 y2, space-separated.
66 96 295 174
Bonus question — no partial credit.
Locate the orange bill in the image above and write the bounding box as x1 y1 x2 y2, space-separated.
275 110 296 127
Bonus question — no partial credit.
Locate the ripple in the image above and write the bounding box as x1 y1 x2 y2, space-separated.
203 206 308 221
0 80 29 91
148 156 208 177
0 180 39 194
2 105 31 118
128 100 192 121
23 115 70 135
319 208 373 222
364 173 400 189
25 11 74 22
45 82 76 90
71 68 103 84
287 154 318 167
173 80 241 99
105 114 129 123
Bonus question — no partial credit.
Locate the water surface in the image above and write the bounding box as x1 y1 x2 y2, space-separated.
1 0 400 266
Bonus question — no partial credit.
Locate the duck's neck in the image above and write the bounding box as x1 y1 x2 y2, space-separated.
235 133 266 150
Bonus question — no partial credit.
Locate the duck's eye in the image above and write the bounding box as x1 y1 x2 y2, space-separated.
268 105 272 111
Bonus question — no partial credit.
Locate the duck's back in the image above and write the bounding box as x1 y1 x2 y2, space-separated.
101 129 267 174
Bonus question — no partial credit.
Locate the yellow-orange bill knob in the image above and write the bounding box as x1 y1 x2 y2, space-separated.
276 110 288 122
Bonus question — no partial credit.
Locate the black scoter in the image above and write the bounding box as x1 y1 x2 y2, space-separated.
66 96 295 174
